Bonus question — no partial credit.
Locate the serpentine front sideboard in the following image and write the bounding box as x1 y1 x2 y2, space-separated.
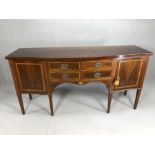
5 45 153 115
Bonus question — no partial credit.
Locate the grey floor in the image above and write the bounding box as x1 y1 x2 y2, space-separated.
0 80 155 134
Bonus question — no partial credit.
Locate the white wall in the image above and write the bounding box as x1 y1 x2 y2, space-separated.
0 19 155 84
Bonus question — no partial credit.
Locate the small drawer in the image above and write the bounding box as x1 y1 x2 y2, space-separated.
83 70 112 80
50 72 80 80
82 60 112 70
49 62 80 70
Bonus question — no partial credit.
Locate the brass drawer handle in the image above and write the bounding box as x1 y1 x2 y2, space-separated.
95 62 102 68
94 72 101 78
62 73 69 79
114 76 120 86
60 64 68 69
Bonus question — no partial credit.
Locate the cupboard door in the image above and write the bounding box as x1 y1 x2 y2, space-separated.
16 62 47 92
115 58 144 90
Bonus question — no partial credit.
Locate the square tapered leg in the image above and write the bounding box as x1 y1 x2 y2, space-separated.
17 93 25 114
48 94 54 116
107 91 112 113
134 89 142 109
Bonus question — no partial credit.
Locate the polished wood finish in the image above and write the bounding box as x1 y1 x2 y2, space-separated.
6 45 152 60
5 45 152 115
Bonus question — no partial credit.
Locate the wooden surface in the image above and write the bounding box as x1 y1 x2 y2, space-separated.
5 45 152 60
6 45 153 115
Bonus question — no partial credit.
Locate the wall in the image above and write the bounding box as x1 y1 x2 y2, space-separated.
0 19 155 84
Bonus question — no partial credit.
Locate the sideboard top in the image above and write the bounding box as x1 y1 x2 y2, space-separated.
5 45 153 60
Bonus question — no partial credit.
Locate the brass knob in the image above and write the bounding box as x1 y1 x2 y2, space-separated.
62 73 69 79
114 76 120 86
94 72 101 78
60 64 68 69
95 62 102 68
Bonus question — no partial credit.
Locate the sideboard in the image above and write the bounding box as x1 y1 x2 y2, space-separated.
5 45 153 115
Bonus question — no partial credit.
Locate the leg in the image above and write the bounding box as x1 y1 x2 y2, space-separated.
107 91 112 113
134 89 142 109
48 94 54 116
124 90 127 95
29 94 32 100
16 93 25 114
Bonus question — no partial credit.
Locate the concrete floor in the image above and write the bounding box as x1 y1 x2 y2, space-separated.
0 80 155 134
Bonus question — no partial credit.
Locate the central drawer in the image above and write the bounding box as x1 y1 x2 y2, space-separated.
82 70 112 80
49 62 80 70
48 60 113 82
82 60 112 71
49 61 80 81
50 72 80 81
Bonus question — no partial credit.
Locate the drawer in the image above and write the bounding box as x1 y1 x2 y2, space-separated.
50 72 80 81
49 62 80 70
82 60 112 70
82 70 112 80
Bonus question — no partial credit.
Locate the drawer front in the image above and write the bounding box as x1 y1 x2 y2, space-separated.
50 72 80 81
83 70 112 80
82 60 112 70
49 62 80 70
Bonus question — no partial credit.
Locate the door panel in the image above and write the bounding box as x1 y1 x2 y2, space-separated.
115 58 144 90
16 62 47 92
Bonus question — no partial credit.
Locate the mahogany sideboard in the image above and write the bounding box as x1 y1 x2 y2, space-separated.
5 45 153 115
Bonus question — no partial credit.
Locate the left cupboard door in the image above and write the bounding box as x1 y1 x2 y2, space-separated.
11 61 48 93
